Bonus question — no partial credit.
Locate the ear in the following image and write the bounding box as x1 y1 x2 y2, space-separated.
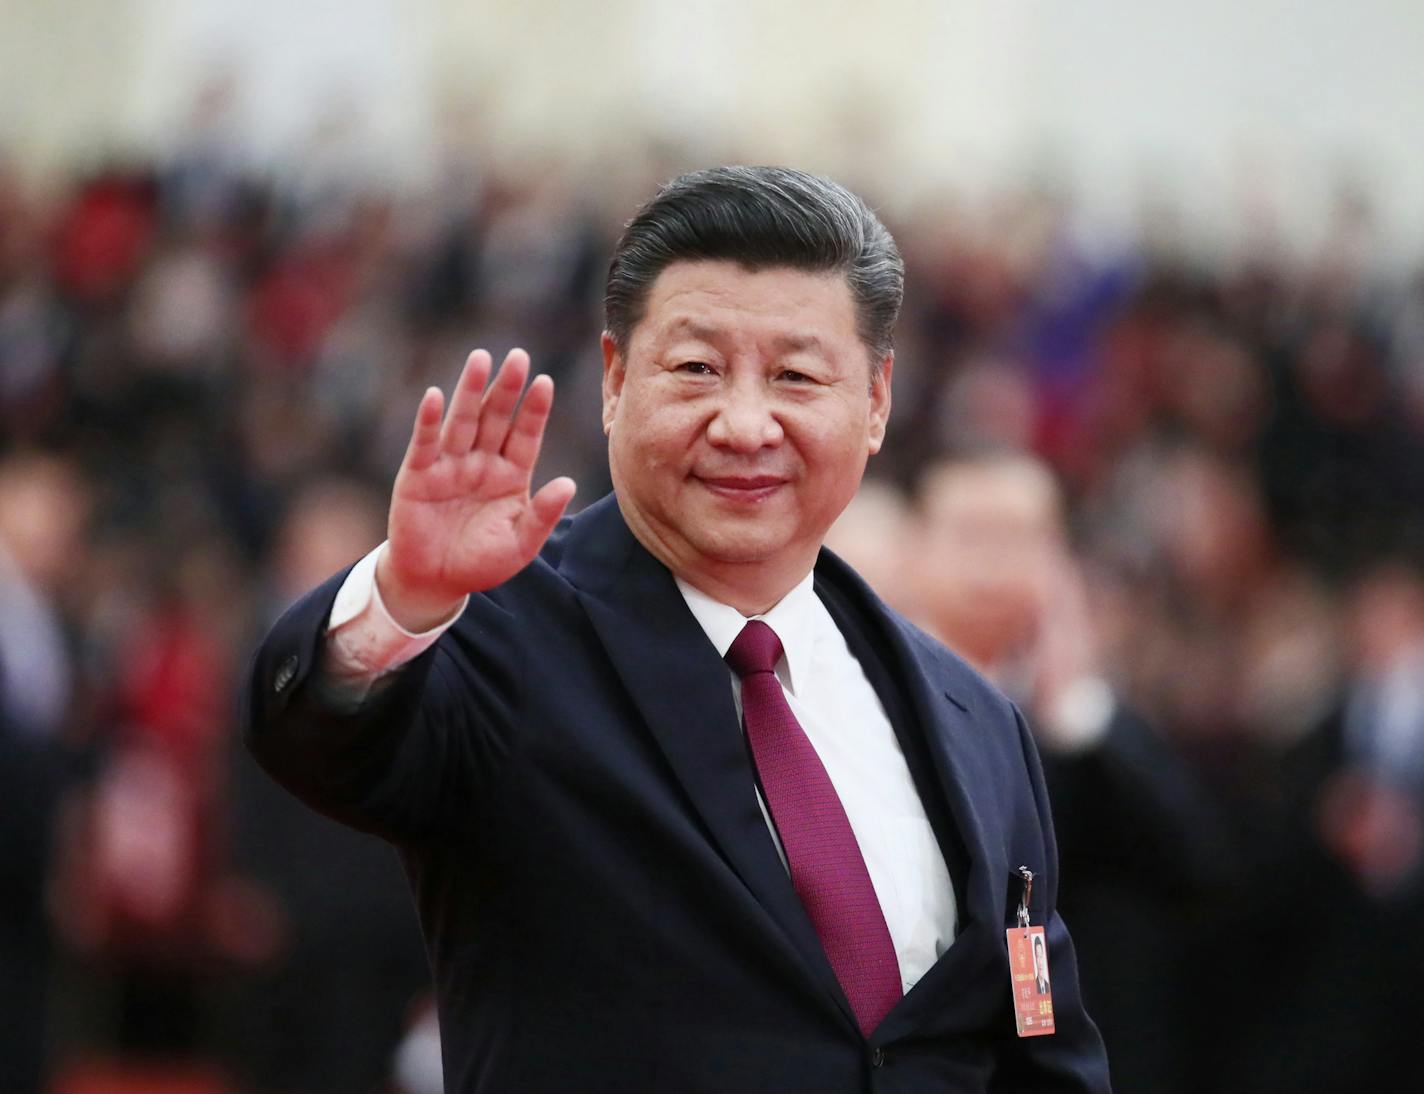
867 352 894 455
601 331 625 436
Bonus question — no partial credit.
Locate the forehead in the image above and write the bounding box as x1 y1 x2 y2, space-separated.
923 468 1056 533
631 260 860 354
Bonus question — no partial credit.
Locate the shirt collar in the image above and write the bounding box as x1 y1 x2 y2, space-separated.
676 570 817 696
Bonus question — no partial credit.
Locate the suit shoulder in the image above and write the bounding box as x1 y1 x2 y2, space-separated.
884 609 1019 720
815 546 1017 723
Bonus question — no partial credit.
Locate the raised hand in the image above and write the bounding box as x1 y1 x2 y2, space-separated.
1030 550 1109 745
376 348 577 631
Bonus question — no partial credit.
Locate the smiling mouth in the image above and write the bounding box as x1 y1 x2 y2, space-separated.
696 475 788 502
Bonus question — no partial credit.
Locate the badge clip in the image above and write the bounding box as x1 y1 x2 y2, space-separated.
1016 865 1033 929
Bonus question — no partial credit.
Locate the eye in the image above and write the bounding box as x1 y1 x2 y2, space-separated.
779 369 813 383
677 361 716 376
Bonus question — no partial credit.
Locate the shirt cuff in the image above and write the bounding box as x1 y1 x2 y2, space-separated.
326 542 469 679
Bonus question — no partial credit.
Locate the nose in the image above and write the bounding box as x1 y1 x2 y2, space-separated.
706 378 783 453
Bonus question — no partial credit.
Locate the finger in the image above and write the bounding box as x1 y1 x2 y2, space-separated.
403 387 446 473
502 373 555 471
519 476 577 554
474 348 531 456
440 350 493 454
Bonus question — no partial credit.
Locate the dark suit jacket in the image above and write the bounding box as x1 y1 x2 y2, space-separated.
245 494 1109 1093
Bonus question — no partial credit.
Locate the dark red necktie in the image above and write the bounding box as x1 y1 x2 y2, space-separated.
726 619 902 1036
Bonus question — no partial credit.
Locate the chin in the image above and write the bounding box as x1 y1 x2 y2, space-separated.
687 528 791 566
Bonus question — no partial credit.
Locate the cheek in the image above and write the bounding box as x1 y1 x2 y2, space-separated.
796 415 872 476
615 398 704 471
791 428 871 523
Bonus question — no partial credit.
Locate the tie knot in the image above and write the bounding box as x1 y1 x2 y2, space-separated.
725 620 784 679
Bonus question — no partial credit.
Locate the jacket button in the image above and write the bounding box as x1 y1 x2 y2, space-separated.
274 655 299 694
870 1047 885 1068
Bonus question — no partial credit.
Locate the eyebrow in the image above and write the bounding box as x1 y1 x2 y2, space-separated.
664 317 829 356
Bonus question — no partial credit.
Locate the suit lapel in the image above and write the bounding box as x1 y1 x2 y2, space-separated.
872 632 1002 1040
814 552 1002 1040
559 497 856 1029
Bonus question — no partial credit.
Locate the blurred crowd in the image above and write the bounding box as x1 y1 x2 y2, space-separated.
3 122 1424 1094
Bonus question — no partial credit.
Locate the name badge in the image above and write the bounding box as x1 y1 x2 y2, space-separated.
1006 866 1054 1037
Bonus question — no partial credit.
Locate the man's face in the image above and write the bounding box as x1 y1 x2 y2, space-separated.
602 260 892 604
914 467 1058 663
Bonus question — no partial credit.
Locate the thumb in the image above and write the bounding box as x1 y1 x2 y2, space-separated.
519 477 577 552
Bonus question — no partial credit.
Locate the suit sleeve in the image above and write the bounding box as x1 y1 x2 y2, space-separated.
989 705 1113 1093
242 566 523 844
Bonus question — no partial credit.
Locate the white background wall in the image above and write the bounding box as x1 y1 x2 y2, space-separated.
3 0 1422 249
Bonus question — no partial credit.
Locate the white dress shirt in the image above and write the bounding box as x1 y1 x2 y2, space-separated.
325 543 958 993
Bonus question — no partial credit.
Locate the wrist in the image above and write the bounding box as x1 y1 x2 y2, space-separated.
375 547 466 633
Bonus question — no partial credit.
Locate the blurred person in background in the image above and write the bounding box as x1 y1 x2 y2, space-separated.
907 453 1233 1094
1200 559 1424 1094
54 525 262 1069
1328 563 1424 898
225 477 431 1094
0 452 88 1094
820 478 921 619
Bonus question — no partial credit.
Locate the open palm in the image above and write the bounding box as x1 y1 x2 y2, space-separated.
379 348 576 630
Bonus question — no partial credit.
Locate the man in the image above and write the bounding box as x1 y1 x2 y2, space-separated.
0 453 86 1094
228 478 431 1092
1033 935 1051 997
910 454 1234 1093
246 166 1110 1092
